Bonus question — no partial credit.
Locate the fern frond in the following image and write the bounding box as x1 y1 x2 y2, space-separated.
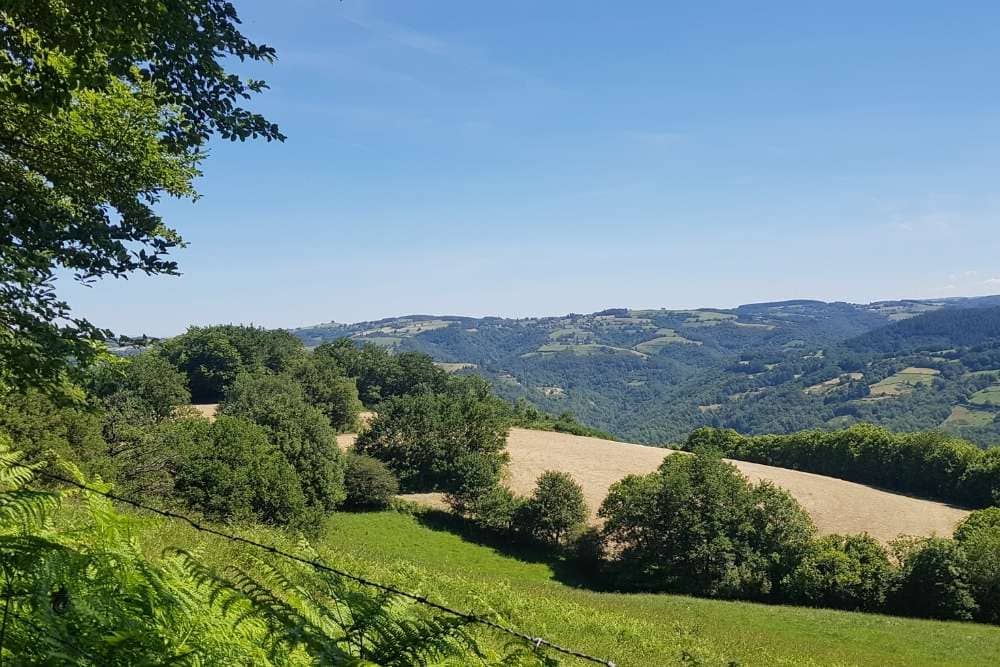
0 489 59 527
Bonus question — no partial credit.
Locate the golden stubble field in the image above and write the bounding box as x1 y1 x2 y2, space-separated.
191 403 969 543
340 427 970 543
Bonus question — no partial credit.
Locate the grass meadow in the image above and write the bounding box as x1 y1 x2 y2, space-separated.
140 505 1000 666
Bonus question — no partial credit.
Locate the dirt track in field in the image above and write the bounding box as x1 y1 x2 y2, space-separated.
338 427 970 543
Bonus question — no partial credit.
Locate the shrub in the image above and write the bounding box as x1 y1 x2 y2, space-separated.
355 379 510 493
783 534 893 611
954 507 1000 541
165 415 308 525
343 452 399 509
521 470 588 546
599 451 816 599
452 484 524 532
891 537 977 621
221 371 346 511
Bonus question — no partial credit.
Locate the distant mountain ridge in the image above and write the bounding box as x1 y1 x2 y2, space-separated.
292 295 1000 448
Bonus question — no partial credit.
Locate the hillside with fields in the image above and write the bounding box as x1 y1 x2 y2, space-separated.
8 2 1000 664
293 297 1000 447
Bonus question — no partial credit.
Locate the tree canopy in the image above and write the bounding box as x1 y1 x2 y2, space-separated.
0 1 281 393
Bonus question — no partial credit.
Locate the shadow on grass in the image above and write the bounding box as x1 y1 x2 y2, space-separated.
405 506 611 591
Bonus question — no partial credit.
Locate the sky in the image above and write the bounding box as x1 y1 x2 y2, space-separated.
64 0 1000 335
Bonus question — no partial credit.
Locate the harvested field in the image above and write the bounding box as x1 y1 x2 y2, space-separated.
336 428 971 543
189 403 219 420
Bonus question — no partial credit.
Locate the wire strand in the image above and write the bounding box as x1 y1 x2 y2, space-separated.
19 465 616 667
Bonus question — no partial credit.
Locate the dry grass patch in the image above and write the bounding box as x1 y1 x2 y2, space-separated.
368 429 971 543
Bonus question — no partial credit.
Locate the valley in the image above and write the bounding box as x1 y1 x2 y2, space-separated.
293 296 1000 447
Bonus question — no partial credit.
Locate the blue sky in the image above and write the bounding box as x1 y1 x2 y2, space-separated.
65 0 1000 335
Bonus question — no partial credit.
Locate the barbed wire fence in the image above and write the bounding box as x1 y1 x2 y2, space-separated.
8 463 617 667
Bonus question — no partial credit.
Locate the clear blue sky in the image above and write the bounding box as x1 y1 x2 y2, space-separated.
65 0 1000 336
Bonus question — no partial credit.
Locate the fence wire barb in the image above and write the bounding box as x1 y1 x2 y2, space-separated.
13 464 616 667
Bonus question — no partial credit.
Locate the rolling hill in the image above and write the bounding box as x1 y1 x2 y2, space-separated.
337 427 969 543
292 296 1000 447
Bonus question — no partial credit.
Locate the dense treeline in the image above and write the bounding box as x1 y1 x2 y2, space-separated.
683 425 1000 508
846 306 1000 354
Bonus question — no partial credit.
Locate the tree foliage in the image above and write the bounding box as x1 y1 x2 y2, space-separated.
890 537 978 621
685 424 1000 508
520 470 588 546
316 340 448 407
783 534 894 611
1 1 282 392
220 371 346 511
166 415 308 525
342 452 399 510
0 444 489 665
599 451 815 599
355 377 510 493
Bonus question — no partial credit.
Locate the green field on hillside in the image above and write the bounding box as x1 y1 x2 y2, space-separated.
138 507 1000 666
942 405 996 428
525 343 647 358
308 510 998 666
869 367 940 397
970 385 1000 406
634 329 700 354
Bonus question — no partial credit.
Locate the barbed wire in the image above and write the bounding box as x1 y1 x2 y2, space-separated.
17 465 617 667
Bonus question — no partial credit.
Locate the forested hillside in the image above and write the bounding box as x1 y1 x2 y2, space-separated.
293 297 1000 447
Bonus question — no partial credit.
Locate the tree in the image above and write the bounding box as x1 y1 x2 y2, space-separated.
158 328 245 403
1 1 282 393
0 384 105 473
354 379 510 493
598 452 816 598
522 471 588 546
314 340 448 407
220 371 346 511
783 534 894 611
288 354 362 432
953 509 1000 623
164 415 308 526
89 351 190 420
891 537 977 621
342 452 399 509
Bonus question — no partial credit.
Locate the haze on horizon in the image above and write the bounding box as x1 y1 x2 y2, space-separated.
60 0 1000 337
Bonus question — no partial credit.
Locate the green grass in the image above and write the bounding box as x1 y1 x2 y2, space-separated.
524 343 647 358
634 329 700 354
310 510 1000 667
970 385 1000 407
942 405 996 428
869 367 940 397
136 507 1000 666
